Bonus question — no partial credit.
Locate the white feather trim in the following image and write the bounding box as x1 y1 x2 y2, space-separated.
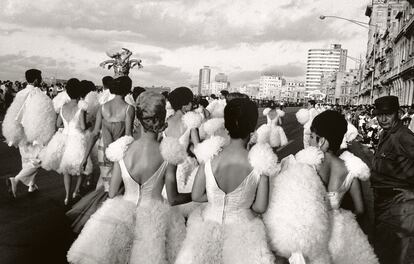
52 91 71 113
193 136 227 163
21 90 56 146
203 118 225 136
256 124 271 144
2 91 27 146
105 135 134 162
84 91 100 115
248 143 279 177
182 111 203 129
77 100 88 111
263 108 271 116
339 151 370 181
341 122 359 149
263 157 331 263
276 109 285 117
295 147 324 168
124 93 136 107
296 109 310 125
329 210 379 264
160 137 187 165
206 99 226 118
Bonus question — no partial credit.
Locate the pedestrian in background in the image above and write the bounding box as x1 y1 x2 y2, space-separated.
371 96 414 264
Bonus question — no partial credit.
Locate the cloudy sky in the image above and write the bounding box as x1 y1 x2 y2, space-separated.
0 0 369 88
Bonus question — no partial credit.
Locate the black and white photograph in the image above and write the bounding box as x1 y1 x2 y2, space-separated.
0 0 413 263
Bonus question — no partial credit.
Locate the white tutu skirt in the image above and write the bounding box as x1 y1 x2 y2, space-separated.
67 197 136 264
59 130 92 175
68 198 186 264
130 201 186 264
175 207 276 264
40 129 66 171
269 125 288 148
329 209 378 264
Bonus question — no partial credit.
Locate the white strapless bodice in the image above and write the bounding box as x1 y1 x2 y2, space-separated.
61 106 84 136
202 160 260 224
119 159 168 205
326 173 354 210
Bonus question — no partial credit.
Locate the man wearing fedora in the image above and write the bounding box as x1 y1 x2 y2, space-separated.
371 96 414 264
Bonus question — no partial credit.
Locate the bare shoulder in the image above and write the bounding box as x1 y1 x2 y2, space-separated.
330 155 348 179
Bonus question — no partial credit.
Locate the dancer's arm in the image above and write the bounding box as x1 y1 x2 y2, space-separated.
251 175 270 214
191 164 208 202
79 110 86 131
165 164 192 206
108 162 123 198
349 179 364 215
125 105 135 136
80 107 103 170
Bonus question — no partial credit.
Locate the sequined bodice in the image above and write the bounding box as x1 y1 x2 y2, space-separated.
119 160 168 205
203 159 260 224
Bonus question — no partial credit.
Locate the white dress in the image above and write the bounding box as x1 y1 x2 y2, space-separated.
67 159 186 264
327 151 379 264
41 104 92 175
175 160 276 264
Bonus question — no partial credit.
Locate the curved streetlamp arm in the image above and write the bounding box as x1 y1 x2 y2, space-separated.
319 15 374 29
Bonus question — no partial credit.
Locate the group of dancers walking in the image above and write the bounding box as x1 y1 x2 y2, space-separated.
3 69 379 264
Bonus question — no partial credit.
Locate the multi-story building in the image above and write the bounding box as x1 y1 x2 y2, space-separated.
362 0 413 105
281 81 306 103
320 69 359 105
239 83 260 97
259 74 285 99
198 66 211 95
305 44 348 91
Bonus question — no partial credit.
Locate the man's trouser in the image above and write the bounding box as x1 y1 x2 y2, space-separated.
373 188 414 264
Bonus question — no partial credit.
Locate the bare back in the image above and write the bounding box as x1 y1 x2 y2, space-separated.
102 99 129 122
210 147 253 194
318 153 348 192
122 140 165 191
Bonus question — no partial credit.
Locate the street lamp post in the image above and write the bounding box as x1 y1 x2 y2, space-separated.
319 15 380 104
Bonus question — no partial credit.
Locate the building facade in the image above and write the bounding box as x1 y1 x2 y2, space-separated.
198 66 211 95
361 0 414 105
281 81 306 103
305 44 348 91
259 74 285 99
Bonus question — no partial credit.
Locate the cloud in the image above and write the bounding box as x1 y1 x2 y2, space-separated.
0 53 76 81
0 0 362 50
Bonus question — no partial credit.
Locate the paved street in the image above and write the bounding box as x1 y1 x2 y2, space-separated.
0 106 370 264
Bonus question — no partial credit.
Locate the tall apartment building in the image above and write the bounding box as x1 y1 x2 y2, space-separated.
305 44 348 91
198 66 211 95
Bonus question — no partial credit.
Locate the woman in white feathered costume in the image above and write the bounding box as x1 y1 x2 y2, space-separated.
175 98 279 264
308 110 378 264
67 91 190 264
3 69 56 197
252 106 288 149
39 78 93 205
163 87 204 217
263 146 332 264
66 76 135 233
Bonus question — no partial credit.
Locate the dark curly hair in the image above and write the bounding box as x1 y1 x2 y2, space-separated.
168 87 193 111
80 80 96 98
136 91 167 134
66 78 82 99
311 110 348 153
110 76 132 96
224 98 258 139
